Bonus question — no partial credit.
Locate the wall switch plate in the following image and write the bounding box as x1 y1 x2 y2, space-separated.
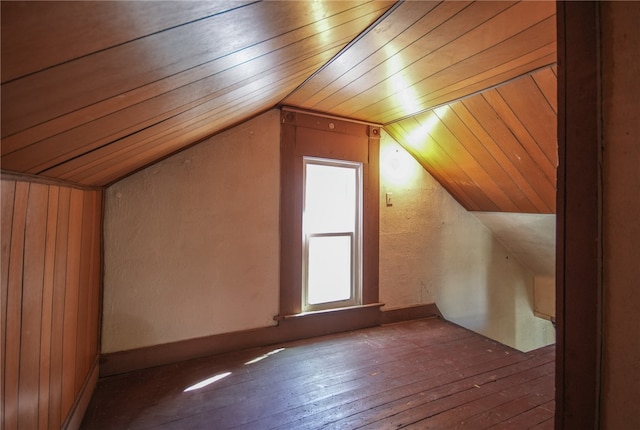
386 192 393 206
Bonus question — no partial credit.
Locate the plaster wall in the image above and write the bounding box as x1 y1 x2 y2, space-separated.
601 3 640 427
379 133 554 352
102 110 280 353
103 110 554 354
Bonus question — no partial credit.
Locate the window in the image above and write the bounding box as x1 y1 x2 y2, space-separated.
302 158 362 311
279 108 380 318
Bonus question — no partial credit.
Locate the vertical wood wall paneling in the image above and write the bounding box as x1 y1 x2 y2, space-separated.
19 183 49 429
0 177 102 430
38 185 59 430
4 180 29 430
49 187 72 429
1 180 16 428
61 189 83 416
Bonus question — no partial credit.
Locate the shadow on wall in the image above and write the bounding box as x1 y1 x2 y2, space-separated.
379 132 555 352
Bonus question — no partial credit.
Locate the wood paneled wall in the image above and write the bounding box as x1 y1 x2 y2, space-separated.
1 176 102 430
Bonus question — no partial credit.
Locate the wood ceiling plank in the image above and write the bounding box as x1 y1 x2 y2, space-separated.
390 114 498 211
352 11 555 121
532 67 558 114
497 75 558 167
448 101 552 213
309 1 517 115
417 48 557 114
2 8 374 174
365 24 557 124
1 1 388 138
431 107 534 212
425 107 518 212
2 3 393 177
42 65 319 185
385 121 481 211
483 84 557 184
319 1 553 119
1 1 254 82
1 2 386 159
462 95 555 212
284 1 468 108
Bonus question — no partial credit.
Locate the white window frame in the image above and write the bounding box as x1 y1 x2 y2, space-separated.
301 157 363 312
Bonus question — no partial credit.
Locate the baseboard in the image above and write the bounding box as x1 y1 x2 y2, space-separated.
380 303 442 325
100 303 441 377
100 303 383 377
63 358 99 430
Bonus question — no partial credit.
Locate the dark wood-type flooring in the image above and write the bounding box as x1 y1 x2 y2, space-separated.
81 318 555 429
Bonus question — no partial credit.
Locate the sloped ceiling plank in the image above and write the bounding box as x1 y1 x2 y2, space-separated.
1 1 394 185
432 104 534 213
385 68 556 214
496 74 558 167
0 1 254 83
423 107 519 211
283 1 555 125
2 2 389 175
460 92 555 212
331 2 554 120
447 100 547 213
2 1 278 137
282 1 467 108
41 60 325 185
1 1 392 138
531 65 558 114
386 115 500 212
1 2 386 167
285 1 514 117
364 26 556 124
482 86 556 185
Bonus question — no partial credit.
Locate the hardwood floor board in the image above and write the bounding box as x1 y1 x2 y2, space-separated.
490 400 555 430
242 343 530 430
81 319 555 430
339 353 554 429
529 416 555 430
164 338 512 429
141 329 492 428
405 373 554 429
456 384 554 429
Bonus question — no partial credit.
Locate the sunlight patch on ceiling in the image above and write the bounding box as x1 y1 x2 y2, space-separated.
405 107 448 157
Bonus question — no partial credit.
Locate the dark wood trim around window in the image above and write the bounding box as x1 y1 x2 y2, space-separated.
278 108 380 317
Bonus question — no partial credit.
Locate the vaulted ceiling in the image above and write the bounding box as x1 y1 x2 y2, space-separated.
1 1 556 213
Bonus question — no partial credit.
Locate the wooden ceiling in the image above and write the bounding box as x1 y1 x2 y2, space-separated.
1 1 557 213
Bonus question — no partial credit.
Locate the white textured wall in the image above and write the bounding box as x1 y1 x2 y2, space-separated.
102 110 281 353
379 132 554 351
103 111 554 354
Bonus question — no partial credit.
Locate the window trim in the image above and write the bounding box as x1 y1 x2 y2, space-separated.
278 108 380 318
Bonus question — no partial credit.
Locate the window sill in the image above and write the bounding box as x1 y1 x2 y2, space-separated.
274 302 384 321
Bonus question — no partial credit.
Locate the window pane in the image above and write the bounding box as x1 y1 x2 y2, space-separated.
307 235 352 304
304 164 356 234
